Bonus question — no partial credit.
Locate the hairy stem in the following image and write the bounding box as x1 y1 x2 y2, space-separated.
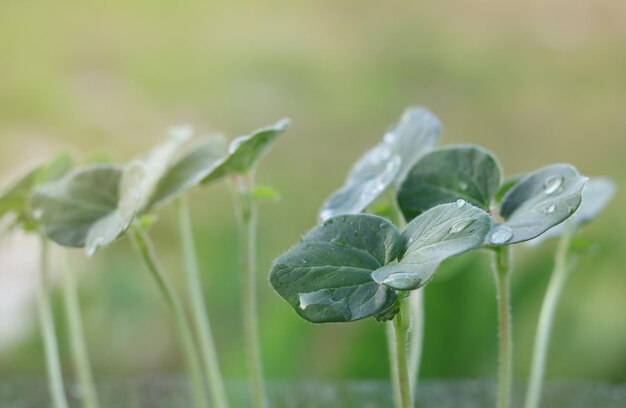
60 252 99 408
390 295 413 408
231 174 268 408
386 189 425 396
37 238 68 408
129 227 209 408
177 196 229 408
524 226 574 408
493 246 513 408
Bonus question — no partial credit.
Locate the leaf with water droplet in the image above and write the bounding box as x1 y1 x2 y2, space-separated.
398 145 501 221
319 107 440 222
270 214 403 323
527 177 615 246
0 153 74 232
494 164 587 245
201 119 290 184
371 202 491 290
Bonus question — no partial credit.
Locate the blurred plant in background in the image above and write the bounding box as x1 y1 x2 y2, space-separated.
0 0 624 387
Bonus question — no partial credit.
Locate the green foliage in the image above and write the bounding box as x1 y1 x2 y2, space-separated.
319 107 441 222
371 201 491 290
270 202 490 323
492 164 587 245
0 153 73 231
201 119 290 184
398 145 500 219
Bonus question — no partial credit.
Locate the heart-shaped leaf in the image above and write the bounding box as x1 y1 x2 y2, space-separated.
0 153 73 230
201 119 290 184
528 177 615 245
319 107 441 222
270 214 403 323
398 145 501 221
148 137 226 210
486 164 587 246
371 201 491 290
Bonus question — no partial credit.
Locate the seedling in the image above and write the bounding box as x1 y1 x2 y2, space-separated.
523 178 615 408
199 119 290 408
31 131 225 408
0 153 99 408
397 144 587 408
317 107 441 404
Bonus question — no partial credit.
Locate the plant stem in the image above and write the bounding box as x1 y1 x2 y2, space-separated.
493 246 513 408
129 227 209 408
177 196 229 408
524 226 574 408
389 295 413 408
230 173 268 408
60 251 99 408
37 238 69 408
386 189 425 396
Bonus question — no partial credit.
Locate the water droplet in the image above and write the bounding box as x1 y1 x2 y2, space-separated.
543 176 563 194
408 237 415 244
459 181 468 191
319 210 334 223
490 226 513 244
449 218 475 234
544 204 556 214
456 199 466 208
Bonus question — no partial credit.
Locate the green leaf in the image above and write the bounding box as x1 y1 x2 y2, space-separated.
487 164 587 246
528 177 615 245
31 165 127 254
270 214 403 323
201 119 290 184
371 202 491 290
0 153 73 227
319 107 440 222
148 137 226 210
398 145 501 221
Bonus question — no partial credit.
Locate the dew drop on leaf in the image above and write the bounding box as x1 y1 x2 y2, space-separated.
544 204 556 214
490 226 513 244
456 199 466 208
543 176 563 194
449 218 475 234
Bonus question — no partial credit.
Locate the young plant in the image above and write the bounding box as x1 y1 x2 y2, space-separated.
30 133 220 408
270 202 492 408
198 119 290 408
523 178 615 408
397 145 587 408
318 106 441 402
0 154 85 408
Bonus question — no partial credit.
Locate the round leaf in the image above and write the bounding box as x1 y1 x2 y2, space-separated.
319 107 441 222
371 201 491 290
398 145 501 221
487 164 587 246
270 214 403 323
201 119 290 184
528 177 615 245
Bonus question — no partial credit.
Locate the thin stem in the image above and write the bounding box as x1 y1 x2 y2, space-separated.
230 173 268 408
60 252 99 408
386 189 425 396
37 238 69 408
129 227 209 408
493 246 513 408
390 295 413 408
177 196 229 408
524 226 575 408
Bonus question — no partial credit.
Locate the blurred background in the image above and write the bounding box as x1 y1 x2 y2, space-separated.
0 0 624 386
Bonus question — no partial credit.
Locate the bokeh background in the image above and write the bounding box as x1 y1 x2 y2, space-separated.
1 0 625 387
